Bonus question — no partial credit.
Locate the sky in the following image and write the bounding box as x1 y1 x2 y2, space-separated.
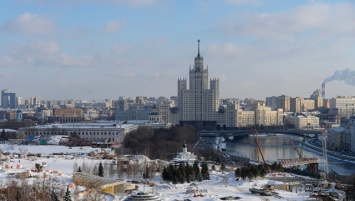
1 0 355 100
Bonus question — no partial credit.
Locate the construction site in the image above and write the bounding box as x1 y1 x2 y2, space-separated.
232 127 348 200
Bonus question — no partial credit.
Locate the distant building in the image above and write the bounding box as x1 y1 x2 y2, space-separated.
19 122 138 143
16 97 24 107
1 89 16 109
15 108 23 122
277 95 291 112
265 96 278 109
172 143 197 164
290 97 315 113
236 103 283 128
177 40 219 123
290 97 304 114
265 95 291 112
0 120 37 130
29 96 41 107
303 99 315 111
349 117 355 152
329 96 355 118
284 115 320 129
327 127 349 151
115 104 152 121
48 108 84 123
310 89 323 109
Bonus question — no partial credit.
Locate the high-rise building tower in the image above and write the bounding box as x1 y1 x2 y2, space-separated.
177 40 219 122
1 89 16 109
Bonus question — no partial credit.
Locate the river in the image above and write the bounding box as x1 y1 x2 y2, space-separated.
225 134 355 175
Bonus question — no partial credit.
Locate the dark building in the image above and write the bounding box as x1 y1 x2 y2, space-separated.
1 89 16 109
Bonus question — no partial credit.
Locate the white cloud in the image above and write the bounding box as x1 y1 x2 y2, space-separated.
106 0 158 7
104 20 124 33
0 41 105 69
226 3 355 40
208 43 245 58
1 12 54 34
224 0 261 5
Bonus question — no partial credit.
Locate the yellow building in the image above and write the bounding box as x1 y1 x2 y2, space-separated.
284 115 320 129
73 172 135 195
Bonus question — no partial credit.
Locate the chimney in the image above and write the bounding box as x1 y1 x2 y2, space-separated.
322 82 325 99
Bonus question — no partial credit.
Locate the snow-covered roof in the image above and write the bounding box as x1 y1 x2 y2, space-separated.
27 122 137 129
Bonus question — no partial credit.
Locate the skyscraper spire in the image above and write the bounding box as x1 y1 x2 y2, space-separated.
197 39 201 58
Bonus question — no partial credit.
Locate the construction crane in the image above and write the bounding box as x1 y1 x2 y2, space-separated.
250 127 266 164
286 138 307 159
282 137 319 173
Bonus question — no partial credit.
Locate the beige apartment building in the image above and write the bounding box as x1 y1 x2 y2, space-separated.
284 115 320 129
237 104 283 128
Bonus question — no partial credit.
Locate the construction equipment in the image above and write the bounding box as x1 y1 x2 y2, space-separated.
250 127 266 164
282 138 319 173
34 163 43 172
287 138 303 158
263 185 275 191
249 188 272 196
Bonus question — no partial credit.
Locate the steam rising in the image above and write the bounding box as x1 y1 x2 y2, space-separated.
323 68 355 86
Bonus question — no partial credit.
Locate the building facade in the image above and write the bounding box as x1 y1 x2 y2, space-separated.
1 89 16 109
349 117 355 152
177 40 219 122
329 96 355 118
19 122 138 143
284 115 320 129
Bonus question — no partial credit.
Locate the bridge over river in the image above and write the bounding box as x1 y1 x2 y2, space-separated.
198 129 321 138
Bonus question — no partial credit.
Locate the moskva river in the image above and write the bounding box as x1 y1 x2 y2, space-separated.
226 134 355 175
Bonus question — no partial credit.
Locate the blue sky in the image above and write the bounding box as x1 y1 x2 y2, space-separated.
1 0 355 100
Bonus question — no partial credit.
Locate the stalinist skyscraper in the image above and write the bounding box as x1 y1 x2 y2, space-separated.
178 40 219 122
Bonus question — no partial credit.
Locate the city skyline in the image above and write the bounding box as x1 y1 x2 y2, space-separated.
1 0 355 100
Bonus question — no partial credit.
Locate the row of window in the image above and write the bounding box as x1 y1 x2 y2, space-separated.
24 131 122 136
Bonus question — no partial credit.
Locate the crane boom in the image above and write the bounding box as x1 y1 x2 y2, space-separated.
287 138 303 158
250 127 266 164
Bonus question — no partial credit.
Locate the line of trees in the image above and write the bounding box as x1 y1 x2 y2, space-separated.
235 162 283 181
162 161 209 184
0 177 70 201
123 125 197 160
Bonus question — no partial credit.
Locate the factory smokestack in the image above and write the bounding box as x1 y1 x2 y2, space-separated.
322 82 325 99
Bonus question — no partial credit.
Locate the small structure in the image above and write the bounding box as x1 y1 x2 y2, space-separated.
0 128 8 141
171 143 197 164
0 153 9 162
124 191 162 201
185 183 207 197
73 172 135 194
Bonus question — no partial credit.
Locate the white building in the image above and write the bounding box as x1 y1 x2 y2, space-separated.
284 115 320 129
329 96 355 117
172 143 197 164
19 122 138 143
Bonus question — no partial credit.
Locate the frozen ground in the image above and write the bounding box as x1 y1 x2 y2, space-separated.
0 144 314 200
123 171 312 201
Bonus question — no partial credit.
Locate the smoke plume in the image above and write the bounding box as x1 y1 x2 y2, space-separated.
323 68 355 86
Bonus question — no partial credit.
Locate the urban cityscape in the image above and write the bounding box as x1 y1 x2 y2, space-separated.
1 0 355 201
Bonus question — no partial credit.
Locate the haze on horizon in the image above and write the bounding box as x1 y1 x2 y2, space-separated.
1 0 355 100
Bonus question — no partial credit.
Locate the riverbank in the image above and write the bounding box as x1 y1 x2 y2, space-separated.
303 139 355 164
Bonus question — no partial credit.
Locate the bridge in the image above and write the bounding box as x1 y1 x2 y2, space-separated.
278 157 320 168
198 129 321 138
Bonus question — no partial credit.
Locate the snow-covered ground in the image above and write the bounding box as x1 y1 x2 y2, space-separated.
122 171 313 201
0 144 317 201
